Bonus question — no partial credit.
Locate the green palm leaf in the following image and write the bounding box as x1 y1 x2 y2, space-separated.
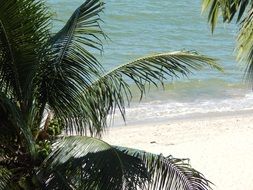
0 167 11 190
40 136 148 190
0 0 50 104
65 51 221 136
0 92 35 157
237 9 253 80
202 0 253 81
202 0 252 32
116 147 211 190
36 0 105 118
39 136 211 190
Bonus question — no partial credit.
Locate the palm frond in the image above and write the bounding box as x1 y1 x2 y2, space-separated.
201 0 252 32
202 0 253 82
237 8 253 80
116 147 211 190
236 0 252 22
64 51 221 136
0 20 20 98
202 0 220 32
39 136 149 190
36 0 106 119
0 92 35 157
0 167 11 190
39 136 211 190
0 0 51 104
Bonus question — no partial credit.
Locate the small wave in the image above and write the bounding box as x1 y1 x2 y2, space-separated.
112 90 253 125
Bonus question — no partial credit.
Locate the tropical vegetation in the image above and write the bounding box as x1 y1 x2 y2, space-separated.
202 0 253 78
0 0 221 189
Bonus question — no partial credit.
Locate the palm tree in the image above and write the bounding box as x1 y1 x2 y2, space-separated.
201 0 253 79
0 0 221 189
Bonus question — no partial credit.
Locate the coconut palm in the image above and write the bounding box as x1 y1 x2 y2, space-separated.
202 0 253 79
0 0 221 189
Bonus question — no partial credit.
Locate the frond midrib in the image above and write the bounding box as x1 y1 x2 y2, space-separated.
87 51 219 90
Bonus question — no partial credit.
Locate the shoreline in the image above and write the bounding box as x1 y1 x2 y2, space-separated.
111 108 253 128
103 109 253 190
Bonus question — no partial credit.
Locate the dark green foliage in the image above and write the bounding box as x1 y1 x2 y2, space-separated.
40 137 149 190
0 167 11 190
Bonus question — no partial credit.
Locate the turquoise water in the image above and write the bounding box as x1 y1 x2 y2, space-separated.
47 0 253 123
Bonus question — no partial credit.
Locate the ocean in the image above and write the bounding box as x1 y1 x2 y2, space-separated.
47 0 253 125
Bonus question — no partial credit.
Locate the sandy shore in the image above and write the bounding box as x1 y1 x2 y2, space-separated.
103 110 253 190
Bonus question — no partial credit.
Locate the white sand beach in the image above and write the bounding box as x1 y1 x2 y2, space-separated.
103 110 253 190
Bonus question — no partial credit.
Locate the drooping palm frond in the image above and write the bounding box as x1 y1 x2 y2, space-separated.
40 136 149 190
202 0 253 81
201 0 252 32
116 147 211 190
237 8 253 80
36 0 106 119
202 0 221 32
0 0 51 104
38 136 211 190
63 51 221 136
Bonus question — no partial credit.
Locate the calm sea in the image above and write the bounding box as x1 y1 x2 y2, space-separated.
47 0 253 124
